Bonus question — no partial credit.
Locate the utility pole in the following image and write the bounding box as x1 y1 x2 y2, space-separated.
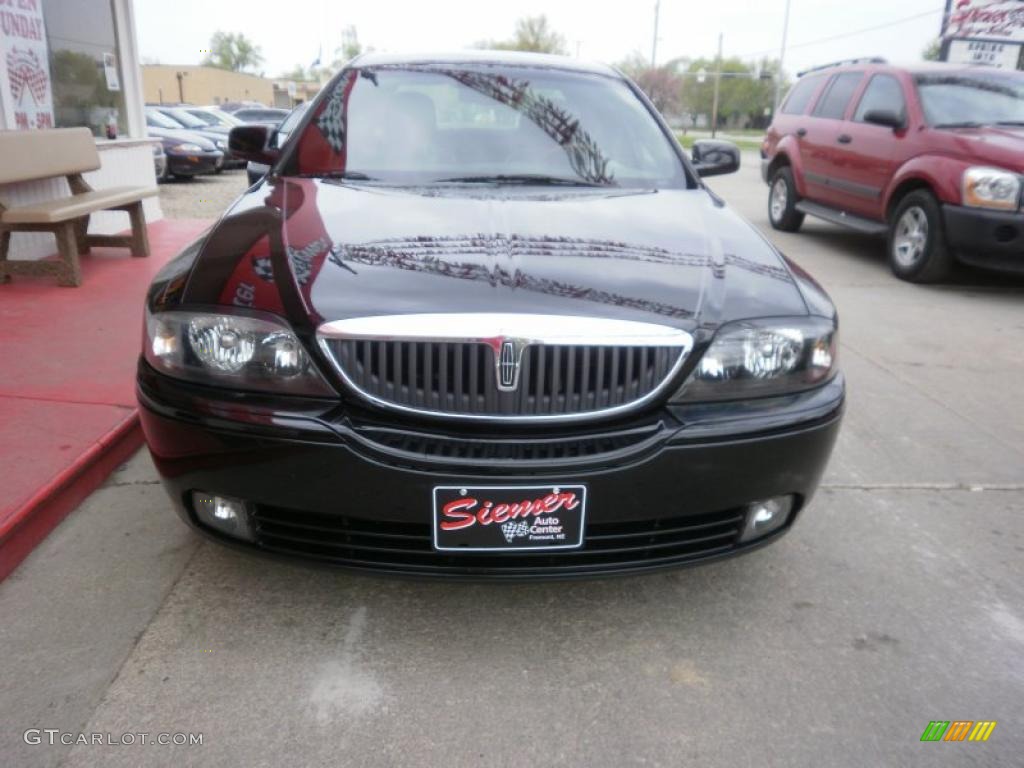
773 0 792 113
651 0 660 67
711 33 722 139
939 0 954 61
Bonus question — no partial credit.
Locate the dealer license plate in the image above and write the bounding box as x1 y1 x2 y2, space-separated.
432 485 587 552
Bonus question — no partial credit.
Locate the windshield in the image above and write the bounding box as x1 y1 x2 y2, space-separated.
190 109 242 127
289 64 686 187
916 71 1024 127
146 109 183 129
163 108 208 129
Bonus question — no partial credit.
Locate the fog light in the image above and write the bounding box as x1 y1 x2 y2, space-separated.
192 491 254 541
739 495 794 543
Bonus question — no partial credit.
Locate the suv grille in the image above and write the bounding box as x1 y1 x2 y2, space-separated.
317 314 693 422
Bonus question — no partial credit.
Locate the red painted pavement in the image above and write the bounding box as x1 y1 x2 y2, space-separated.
0 219 210 581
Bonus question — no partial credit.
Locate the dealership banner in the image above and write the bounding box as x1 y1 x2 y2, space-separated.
944 0 1024 43
0 0 54 130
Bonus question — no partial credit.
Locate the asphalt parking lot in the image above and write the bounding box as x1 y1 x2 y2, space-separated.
1 157 1022 768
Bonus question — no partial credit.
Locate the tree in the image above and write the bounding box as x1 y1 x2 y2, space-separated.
922 39 943 61
202 31 264 73
617 53 684 116
280 64 312 81
479 15 568 55
339 25 363 62
680 57 785 130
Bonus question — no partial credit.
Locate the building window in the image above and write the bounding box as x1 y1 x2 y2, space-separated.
45 0 127 137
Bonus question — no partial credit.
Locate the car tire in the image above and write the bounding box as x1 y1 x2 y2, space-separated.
887 190 953 283
768 166 804 232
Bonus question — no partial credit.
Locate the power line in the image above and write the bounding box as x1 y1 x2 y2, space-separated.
737 8 942 60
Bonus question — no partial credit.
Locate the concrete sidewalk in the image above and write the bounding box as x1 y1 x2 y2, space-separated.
1 162 1022 768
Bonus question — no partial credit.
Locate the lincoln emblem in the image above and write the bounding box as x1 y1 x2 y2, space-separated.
497 339 520 391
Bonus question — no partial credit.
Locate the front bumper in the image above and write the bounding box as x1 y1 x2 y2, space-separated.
943 204 1024 273
166 150 223 176
137 363 844 580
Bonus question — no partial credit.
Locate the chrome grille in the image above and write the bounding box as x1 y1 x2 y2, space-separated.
317 314 692 422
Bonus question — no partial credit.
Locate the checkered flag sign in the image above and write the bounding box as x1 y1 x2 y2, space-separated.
316 77 350 153
501 520 530 543
7 49 49 106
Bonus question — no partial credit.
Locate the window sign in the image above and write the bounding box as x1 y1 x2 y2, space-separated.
0 0 55 130
102 50 119 91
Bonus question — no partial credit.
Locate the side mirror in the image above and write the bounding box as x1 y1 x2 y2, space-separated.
228 125 280 165
863 109 905 130
692 139 740 178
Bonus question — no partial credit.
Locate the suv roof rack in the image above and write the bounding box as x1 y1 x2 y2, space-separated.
797 57 887 77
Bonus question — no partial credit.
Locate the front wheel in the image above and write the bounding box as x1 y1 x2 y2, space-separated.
887 190 953 283
768 166 804 232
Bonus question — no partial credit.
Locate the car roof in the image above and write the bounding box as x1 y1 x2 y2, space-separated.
350 50 619 78
800 60 1021 79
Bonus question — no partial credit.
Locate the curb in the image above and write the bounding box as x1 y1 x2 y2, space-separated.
0 411 143 582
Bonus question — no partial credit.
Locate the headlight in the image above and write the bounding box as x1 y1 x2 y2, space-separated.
145 309 334 396
172 143 204 153
962 166 1021 211
671 316 836 402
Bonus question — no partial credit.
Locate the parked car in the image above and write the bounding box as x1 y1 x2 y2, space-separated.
182 106 245 132
147 106 242 168
762 59 1024 282
139 51 843 579
216 100 266 114
231 107 290 126
145 110 223 178
246 101 310 185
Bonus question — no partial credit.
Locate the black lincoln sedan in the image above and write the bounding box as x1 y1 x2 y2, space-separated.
138 51 844 579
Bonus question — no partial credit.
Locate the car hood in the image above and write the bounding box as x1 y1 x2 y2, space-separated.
182 178 810 336
941 125 1024 172
147 128 218 151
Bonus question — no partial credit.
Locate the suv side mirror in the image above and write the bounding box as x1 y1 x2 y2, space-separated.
228 125 280 165
692 139 741 177
863 109 905 130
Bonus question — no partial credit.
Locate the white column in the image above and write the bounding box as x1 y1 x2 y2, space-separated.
111 0 147 138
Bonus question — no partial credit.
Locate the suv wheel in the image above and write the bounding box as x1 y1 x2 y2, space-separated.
768 167 804 232
888 190 952 283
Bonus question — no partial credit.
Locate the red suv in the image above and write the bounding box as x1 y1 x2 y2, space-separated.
762 59 1024 282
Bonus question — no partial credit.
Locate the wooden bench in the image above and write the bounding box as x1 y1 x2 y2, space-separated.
0 127 157 286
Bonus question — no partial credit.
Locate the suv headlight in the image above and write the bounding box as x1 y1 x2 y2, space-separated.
671 316 837 402
172 142 204 153
144 309 334 396
963 166 1021 211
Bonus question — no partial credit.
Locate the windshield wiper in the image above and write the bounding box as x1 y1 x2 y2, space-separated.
994 120 1024 127
433 174 612 187
933 121 983 129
